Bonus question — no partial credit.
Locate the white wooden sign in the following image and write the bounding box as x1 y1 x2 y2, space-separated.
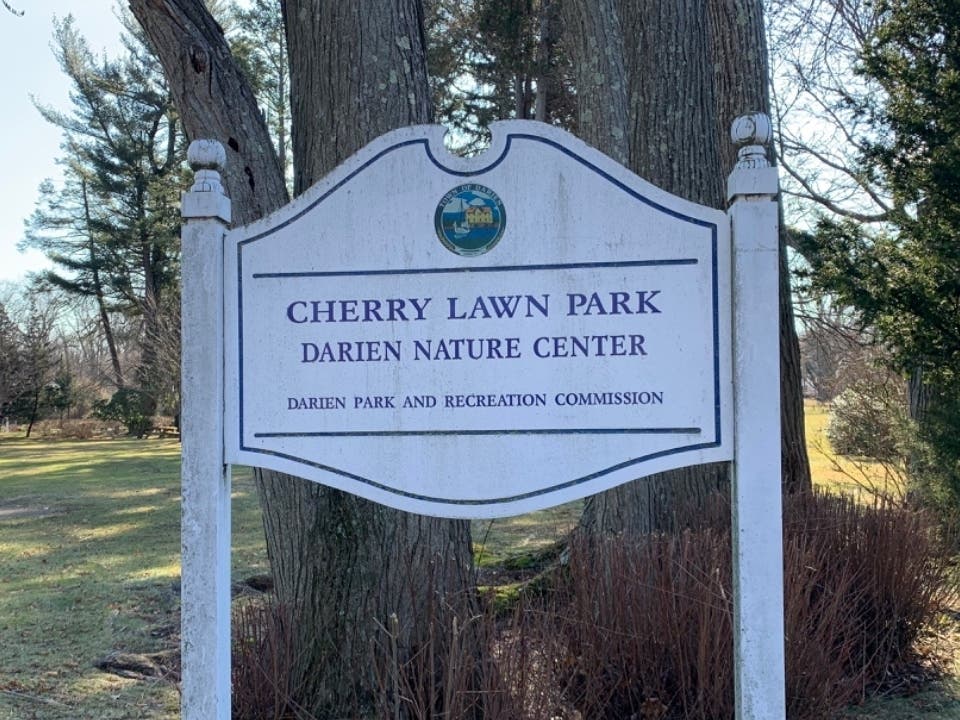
180 116 785 720
223 122 732 517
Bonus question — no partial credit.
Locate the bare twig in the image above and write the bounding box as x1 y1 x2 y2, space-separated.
2 1 24 17
0 689 70 708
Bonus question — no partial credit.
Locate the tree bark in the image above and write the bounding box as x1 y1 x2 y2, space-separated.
131 0 476 714
908 367 929 423
565 0 811 535
534 0 559 122
130 0 289 225
284 0 433 194
707 0 811 494
560 0 630 166
620 0 725 207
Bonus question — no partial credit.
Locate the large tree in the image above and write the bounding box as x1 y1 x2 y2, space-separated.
561 0 810 534
24 16 185 408
130 1 475 714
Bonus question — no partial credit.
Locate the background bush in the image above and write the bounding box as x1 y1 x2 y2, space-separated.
92 388 154 437
827 377 911 462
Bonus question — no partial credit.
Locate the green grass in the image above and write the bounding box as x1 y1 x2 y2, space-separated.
844 689 960 719
471 501 580 568
0 436 266 719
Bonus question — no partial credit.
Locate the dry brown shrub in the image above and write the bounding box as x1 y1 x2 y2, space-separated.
231 491 955 719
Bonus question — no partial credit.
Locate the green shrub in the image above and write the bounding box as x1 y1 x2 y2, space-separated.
92 389 154 438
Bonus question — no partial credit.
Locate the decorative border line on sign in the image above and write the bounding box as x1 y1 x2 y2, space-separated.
232 131 724 506
254 428 702 438
251 257 698 279
244 442 726 507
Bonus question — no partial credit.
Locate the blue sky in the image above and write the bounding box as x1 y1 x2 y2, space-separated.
0 2 124 283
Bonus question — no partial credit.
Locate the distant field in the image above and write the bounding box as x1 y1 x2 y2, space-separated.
804 399 906 501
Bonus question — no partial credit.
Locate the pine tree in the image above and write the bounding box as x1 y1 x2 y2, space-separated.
227 0 292 188
23 15 186 410
802 0 960 505
427 0 574 151
0 302 24 419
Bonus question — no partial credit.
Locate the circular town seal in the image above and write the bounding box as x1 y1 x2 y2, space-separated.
434 184 506 256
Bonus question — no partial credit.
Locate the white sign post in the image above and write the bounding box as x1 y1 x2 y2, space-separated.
179 116 785 719
728 114 787 719
180 140 232 720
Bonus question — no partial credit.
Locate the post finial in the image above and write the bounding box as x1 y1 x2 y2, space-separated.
731 113 772 170
183 139 231 222
188 139 226 172
187 139 227 195
727 113 778 201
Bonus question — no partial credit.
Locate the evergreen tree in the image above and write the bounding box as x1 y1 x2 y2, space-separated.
0 302 24 420
18 307 56 437
802 0 960 505
426 0 574 151
2 301 57 437
23 15 186 411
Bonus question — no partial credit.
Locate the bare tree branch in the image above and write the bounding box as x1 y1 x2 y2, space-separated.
768 0 892 225
2 1 24 17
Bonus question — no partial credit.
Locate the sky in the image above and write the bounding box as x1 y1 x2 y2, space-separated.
0 2 125 284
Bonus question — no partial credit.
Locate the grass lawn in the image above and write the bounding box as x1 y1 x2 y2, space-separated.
0 437 266 719
0 402 956 718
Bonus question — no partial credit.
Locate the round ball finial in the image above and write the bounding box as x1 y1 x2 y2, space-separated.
730 113 772 147
188 139 226 172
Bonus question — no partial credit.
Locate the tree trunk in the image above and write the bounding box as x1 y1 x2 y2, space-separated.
137 195 161 416
82 178 124 389
565 0 810 535
559 0 630 167
908 367 929 423
707 0 811 495
24 389 39 439
130 0 289 223
284 0 433 194
534 0 559 122
132 0 476 714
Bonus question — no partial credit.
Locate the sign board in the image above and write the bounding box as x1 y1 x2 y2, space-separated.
181 116 785 720
223 121 732 517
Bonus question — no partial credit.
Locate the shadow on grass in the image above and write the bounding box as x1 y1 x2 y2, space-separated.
0 437 267 720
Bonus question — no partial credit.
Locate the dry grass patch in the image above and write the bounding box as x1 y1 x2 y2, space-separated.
806 399 906 501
